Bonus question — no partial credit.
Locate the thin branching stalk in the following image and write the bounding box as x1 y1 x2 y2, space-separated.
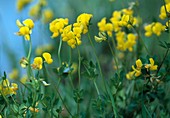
43 64 73 117
156 48 169 75
107 40 120 78
87 32 108 94
77 47 81 88
93 80 100 98
58 37 62 66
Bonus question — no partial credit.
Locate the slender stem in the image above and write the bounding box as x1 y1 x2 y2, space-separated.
93 80 100 98
107 40 120 77
106 81 118 118
87 32 108 94
156 48 169 75
56 77 61 89
26 38 33 78
56 84 73 117
58 38 62 66
77 47 81 88
69 47 72 64
131 25 150 55
27 38 32 60
76 47 81 117
44 64 73 117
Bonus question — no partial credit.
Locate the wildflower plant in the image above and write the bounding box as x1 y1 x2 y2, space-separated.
1 0 170 117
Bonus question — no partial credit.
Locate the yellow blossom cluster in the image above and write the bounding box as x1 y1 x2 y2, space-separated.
29 0 53 23
165 0 170 3
0 79 18 96
126 58 158 80
49 13 92 48
97 8 138 37
32 52 53 70
16 0 32 12
49 18 69 38
144 22 165 37
15 19 34 41
159 3 170 20
116 31 137 52
96 7 138 52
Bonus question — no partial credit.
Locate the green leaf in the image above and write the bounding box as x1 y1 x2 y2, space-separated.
142 104 152 118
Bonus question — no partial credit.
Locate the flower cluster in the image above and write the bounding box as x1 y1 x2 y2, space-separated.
50 13 92 48
0 79 18 96
16 0 32 12
97 8 138 37
144 22 165 37
15 19 34 40
126 58 158 80
49 18 69 38
116 31 137 52
96 4 138 52
29 0 53 23
32 52 53 70
159 2 170 20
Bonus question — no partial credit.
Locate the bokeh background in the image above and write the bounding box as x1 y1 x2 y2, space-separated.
0 0 164 75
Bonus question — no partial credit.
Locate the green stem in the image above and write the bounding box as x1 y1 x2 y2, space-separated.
87 32 108 94
26 38 33 78
93 80 100 98
58 38 62 66
106 81 118 118
56 77 61 89
69 47 72 64
131 25 149 55
27 38 32 60
156 48 169 75
107 40 120 77
44 64 73 117
77 47 81 88
76 47 81 117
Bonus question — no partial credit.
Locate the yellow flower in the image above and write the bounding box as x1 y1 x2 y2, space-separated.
49 18 69 38
42 52 53 64
116 31 126 51
23 19 34 29
42 9 54 23
98 17 107 31
144 22 165 37
126 71 135 80
16 0 32 12
131 59 143 77
9 69 19 80
32 57 43 70
61 25 82 48
145 58 158 71
29 5 40 20
152 22 165 36
20 57 29 68
29 107 39 113
122 8 133 15
144 24 153 37
0 79 18 96
76 13 93 34
98 18 114 37
15 19 34 41
94 32 107 43
125 33 137 52
165 0 170 3
159 3 170 20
